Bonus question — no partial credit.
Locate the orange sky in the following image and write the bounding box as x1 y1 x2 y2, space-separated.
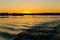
0 9 60 13
0 0 60 13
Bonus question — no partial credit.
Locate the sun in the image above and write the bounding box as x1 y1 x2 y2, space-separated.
21 9 32 14
22 11 32 14
23 11 32 13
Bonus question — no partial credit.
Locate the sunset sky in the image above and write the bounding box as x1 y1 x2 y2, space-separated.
0 0 60 13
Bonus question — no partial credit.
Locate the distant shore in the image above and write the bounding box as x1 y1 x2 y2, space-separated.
0 13 60 16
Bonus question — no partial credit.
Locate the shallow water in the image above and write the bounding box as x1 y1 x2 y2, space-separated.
0 15 60 40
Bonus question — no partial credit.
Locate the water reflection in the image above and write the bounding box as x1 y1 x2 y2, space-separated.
0 15 60 40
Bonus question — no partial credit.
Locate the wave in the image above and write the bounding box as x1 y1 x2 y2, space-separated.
0 32 16 40
0 22 31 40
11 20 60 40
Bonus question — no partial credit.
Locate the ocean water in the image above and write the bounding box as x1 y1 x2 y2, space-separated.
0 15 60 40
